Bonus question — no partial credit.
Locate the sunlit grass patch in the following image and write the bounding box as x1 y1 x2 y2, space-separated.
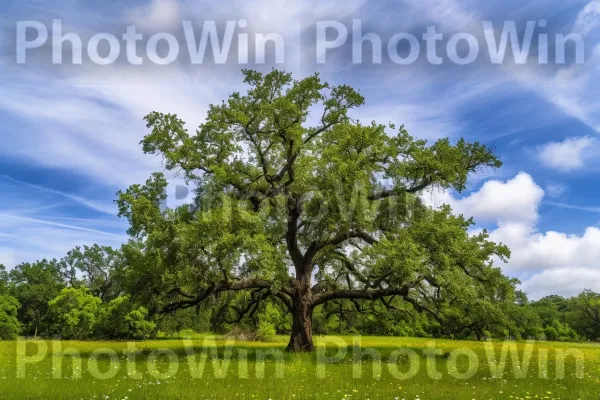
1 335 598 399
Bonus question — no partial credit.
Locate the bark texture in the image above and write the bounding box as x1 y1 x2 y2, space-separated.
286 274 314 352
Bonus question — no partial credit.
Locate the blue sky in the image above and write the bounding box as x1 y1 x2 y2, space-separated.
2 0 600 299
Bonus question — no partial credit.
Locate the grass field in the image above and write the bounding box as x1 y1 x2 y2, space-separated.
1 334 598 399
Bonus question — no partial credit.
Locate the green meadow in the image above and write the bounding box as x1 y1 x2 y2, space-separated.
1 335 598 400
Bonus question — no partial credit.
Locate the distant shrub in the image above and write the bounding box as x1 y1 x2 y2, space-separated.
96 295 156 340
125 306 156 340
48 287 101 340
255 320 276 342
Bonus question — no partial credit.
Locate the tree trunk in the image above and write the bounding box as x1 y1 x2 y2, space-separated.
286 297 314 352
286 276 314 352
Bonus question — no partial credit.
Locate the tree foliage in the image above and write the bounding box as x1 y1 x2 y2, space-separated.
48 287 102 340
0 295 20 340
60 244 124 302
116 69 513 351
568 290 600 340
0 265 9 295
97 295 155 340
8 260 65 336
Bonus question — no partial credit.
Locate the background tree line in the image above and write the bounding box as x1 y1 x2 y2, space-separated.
1 243 600 342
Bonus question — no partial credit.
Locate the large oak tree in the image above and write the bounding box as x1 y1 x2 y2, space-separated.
117 70 515 351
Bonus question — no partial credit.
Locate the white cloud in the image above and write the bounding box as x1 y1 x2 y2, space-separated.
450 173 544 224
536 136 597 172
432 172 600 299
493 225 600 273
425 172 544 224
521 268 600 300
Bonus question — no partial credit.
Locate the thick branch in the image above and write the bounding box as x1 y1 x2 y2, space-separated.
161 278 279 314
286 198 305 271
312 285 412 307
368 180 432 201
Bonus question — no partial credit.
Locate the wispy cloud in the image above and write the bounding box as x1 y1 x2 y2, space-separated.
0 214 124 239
0 213 126 266
545 182 567 198
575 0 600 35
545 201 600 213
0 175 116 215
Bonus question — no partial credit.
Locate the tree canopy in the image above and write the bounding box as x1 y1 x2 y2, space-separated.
8 259 64 337
116 69 514 351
